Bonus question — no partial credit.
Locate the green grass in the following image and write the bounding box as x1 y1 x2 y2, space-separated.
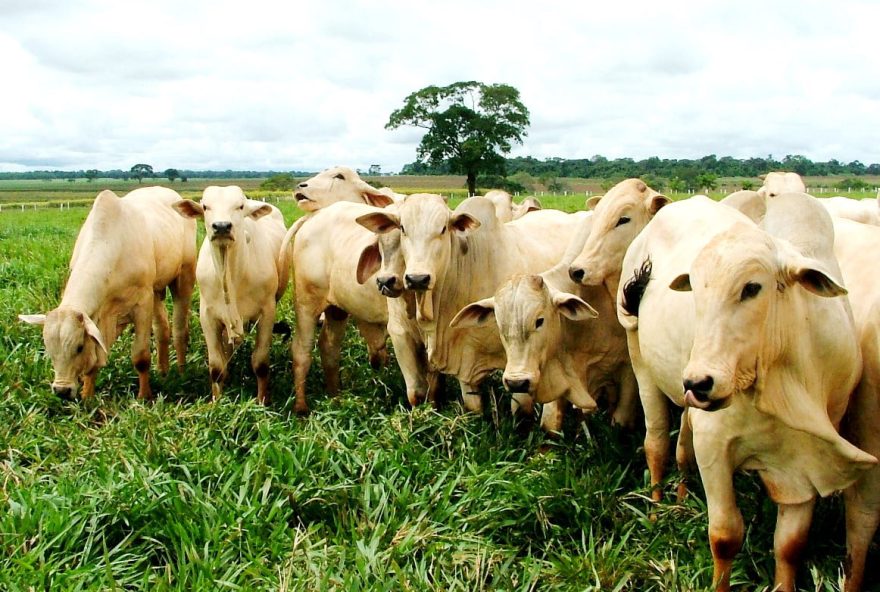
0 201 876 591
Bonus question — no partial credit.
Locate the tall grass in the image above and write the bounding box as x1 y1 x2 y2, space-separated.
0 204 872 590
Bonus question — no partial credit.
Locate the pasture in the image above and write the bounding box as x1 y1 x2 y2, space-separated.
0 186 876 590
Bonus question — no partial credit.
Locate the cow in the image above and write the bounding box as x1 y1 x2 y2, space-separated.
483 189 541 222
756 171 806 198
622 192 875 592
820 194 880 226
292 166 396 212
829 217 880 592
172 186 288 404
356 194 587 426
19 187 196 400
449 210 640 429
285 200 410 415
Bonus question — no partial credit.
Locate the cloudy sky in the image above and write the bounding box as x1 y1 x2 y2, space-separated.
2 0 879 173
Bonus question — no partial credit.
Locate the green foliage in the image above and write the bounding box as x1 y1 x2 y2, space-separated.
741 180 756 191
164 168 180 182
130 164 154 183
85 169 99 181
667 177 687 192
387 81 530 196
259 173 298 191
695 172 718 192
835 177 872 190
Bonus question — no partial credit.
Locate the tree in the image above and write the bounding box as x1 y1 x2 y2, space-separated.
85 169 99 182
259 173 297 191
164 168 180 182
386 81 530 196
130 164 153 183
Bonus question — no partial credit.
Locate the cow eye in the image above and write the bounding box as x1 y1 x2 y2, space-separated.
76 344 84 354
334 173 345 180
740 282 762 301
535 317 544 329
238 204 244 210
400 225 406 236
616 216 631 227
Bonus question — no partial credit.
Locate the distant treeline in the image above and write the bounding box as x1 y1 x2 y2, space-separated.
402 154 880 179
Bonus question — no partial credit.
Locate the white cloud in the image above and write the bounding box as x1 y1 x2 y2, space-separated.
1 0 880 172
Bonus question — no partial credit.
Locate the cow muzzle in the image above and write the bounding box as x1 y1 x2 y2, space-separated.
503 373 536 394
405 273 432 291
376 275 403 298
51 382 78 400
683 376 728 411
211 221 234 239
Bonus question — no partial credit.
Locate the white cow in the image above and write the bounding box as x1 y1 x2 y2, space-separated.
756 171 806 198
173 186 288 404
623 193 875 592
20 187 196 400
483 189 541 222
286 201 404 415
293 166 396 212
356 194 587 423
830 217 880 592
820 194 880 226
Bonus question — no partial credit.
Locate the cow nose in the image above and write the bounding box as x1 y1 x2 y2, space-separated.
53 386 74 400
569 266 586 284
212 221 233 235
376 276 399 293
405 274 431 290
504 377 531 393
683 376 714 401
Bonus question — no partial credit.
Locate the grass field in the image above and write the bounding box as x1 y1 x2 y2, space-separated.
0 186 877 590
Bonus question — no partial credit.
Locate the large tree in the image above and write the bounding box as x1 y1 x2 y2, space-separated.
386 81 530 196
130 163 153 183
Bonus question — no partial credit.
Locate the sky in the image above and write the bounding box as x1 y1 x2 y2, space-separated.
2 0 880 173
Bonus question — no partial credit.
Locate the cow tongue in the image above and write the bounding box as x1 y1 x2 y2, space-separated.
684 389 712 410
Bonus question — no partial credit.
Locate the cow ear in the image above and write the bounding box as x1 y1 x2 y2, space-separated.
246 202 274 220
356 211 400 234
647 194 670 215
758 173 767 181
449 298 496 329
356 241 381 284
552 292 598 321
669 273 692 292
82 315 108 354
19 313 47 325
585 195 602 210
783 258 847 297
362 189 394 208
449 212 481 234
172 199 204 219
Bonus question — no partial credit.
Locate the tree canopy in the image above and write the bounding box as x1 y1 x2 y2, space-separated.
130 164 154 183
387 81 530 196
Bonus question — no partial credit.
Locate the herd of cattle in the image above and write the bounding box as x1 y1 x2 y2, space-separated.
15 166 880 591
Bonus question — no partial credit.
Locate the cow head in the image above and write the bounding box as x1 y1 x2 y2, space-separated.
294 166 395 212
19 307 108 399
357 226 405 298
670 224 847 411
756 171 806 199
569 179 668 287
173 186 272 245
450 275 597 400
356 194 479 292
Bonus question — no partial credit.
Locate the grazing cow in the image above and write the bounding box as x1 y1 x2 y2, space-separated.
830 217 880 592
484 189 541 222
623 193 875 591
756 171 806 198
356 194 586 423
286 201 407 414
293 166 396 212
20 187 196 400
173 186 288 404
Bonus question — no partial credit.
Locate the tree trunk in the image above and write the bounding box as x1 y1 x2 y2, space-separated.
466 171 477 197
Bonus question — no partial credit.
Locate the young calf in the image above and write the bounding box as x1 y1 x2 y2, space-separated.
173 186 288 404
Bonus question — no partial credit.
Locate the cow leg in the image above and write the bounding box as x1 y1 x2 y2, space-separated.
318 306 348 397
292 307 319 415
538 399 566 434
132 298 154 400
772 498 816 592
81 370 98 399
460 380 482 413
152 290 171 375
641 383 671 503
355 320 388 370
203 315 228 402
170 267 195 372
697 450 743 592
675 408 695 502
845 471 880 592
389 326 429 406
252 304 275 405
611 366 640 429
